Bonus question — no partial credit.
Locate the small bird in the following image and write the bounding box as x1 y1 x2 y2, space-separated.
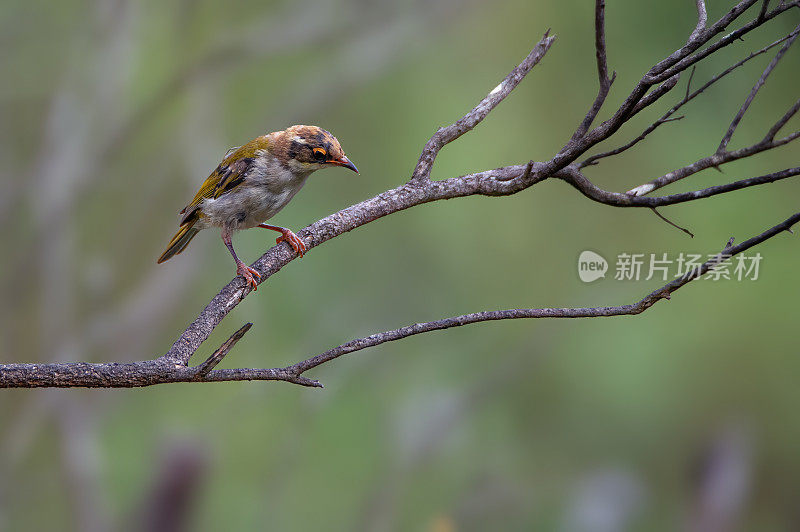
158 125 358 290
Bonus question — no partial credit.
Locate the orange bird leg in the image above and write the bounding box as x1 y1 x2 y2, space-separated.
222 227 260 290
258 223 307 257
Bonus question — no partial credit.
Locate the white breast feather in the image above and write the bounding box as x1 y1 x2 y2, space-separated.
198 154 311 230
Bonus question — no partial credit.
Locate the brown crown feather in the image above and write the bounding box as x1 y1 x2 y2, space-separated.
271 125 345 165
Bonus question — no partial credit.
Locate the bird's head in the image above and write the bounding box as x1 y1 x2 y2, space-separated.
272 125 358 175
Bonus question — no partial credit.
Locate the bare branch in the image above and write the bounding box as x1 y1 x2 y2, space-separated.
541 0 793 180
282 212 799 381
193 323 252 379
562 165 800 208
1 0 797 389
763 97 800 142
570 0 615 141
2 208 795 389
690 0 709 42
0 360 323 388
651 207 695 238
581 31 796 167
627 129 799 196
758 0 772 20
630 73 681 115
595 0 611 87
410 31 555 183
717 25 800 153
645 0 757 81
685 65 697 100
654 1 799 82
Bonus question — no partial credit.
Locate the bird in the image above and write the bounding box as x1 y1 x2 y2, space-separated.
158 125 358 290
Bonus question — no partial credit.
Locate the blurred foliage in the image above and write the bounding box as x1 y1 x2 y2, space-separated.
1 0 799 530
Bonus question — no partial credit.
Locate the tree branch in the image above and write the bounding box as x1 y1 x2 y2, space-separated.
282 212 798 381
570 0 616 142
650 207 695 238
580 29 798 168
534 0 796 182
654 0 799 82
563 166 800 207
192 323 252 379
626 127 800 197
3 211 795 388
717 25 799 153
2 0 798 388
410 31 555 183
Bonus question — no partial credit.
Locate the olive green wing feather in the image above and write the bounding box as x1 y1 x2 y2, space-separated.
178 147 254 225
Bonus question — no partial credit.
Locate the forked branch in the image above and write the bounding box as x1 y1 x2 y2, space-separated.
2 0 798 388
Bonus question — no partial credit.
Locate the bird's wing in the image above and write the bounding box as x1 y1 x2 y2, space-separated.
178 148 255 225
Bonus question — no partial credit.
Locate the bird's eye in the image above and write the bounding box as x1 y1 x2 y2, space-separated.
312 147 327 161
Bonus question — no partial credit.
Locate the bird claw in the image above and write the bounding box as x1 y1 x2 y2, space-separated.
276 230 307 257
236 262 261 290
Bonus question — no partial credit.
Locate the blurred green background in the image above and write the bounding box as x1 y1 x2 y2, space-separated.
1 0 799 530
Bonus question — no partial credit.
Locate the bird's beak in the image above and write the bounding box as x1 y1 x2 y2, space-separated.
330 155 359 174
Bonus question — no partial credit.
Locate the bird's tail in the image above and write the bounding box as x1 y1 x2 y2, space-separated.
157 221 200 264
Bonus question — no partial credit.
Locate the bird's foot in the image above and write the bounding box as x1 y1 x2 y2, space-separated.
275 229 307 257
236 262 261 290
258 223 307 257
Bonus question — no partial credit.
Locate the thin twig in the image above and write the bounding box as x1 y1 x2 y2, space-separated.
690 0 709 42
545 0 790 179
653 0 798 82
283 212 799 380
580 30 796 167
629 73 681 115
193 323 252 379
595 0 610 87
758 0 772 20
562 165 800 208
763 97 800 142
409 31 555 183
627 127 800 196
685 65 697 100
717 25 800 153
651 207 695 238
570 0 615 141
